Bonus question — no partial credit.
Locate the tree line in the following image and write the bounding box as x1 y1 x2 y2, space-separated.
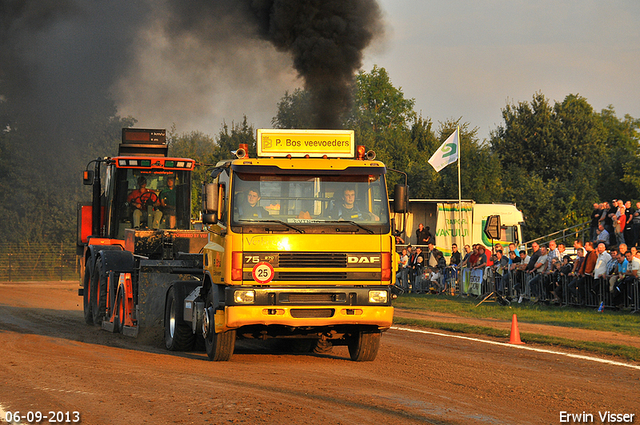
0 65 638 247
268 66 640 239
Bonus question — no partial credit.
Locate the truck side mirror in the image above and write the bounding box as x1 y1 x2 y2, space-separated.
394 184 407 213
202 183 219 224
83 170 94 185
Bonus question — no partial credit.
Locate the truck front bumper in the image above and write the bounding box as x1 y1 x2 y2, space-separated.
223 304 394 330
217 284 394 332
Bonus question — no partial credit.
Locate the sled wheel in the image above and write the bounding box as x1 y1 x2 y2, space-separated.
164 285 195 351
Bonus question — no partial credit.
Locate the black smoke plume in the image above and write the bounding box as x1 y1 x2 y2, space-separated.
249 0 383 128
0 0 148 143
2 0 383 141
0 0 384 244
166 0 383 129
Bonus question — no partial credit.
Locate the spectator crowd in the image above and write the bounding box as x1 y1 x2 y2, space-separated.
395 206 640 312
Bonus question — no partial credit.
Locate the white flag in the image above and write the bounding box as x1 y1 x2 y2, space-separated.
428 128 459 172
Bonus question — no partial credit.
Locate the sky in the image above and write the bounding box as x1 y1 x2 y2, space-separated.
112 0 640 142
363 0 640 140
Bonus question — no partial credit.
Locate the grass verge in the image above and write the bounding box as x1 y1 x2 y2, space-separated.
393 294 640 337
393 316 640 362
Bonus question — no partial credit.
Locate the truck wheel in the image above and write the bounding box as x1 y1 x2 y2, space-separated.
347 327 381 362
108 272 119 321
164 285 195 351
203 289 235 361
113 287 126 333
83 259 94 325
92 257 108 325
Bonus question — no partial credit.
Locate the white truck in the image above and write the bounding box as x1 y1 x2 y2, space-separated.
391 199 524 259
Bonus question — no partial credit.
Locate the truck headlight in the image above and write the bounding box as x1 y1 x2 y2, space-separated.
368 290 388 304
234 290 255 304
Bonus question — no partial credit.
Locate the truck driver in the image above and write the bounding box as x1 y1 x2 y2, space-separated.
238 187 268 219
330 187 379 221
127 176 162 228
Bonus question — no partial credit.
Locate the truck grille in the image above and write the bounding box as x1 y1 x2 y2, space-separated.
278 253 347 268
276 272 347 281
290 308 335 318
284 293 346 303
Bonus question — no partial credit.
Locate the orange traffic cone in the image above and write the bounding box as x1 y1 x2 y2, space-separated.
509 313 525 345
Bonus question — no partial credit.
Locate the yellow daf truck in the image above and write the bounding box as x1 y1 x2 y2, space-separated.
168 129 400 361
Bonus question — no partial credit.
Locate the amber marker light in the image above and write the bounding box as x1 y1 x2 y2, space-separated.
381 252 391 281
231 251 243 281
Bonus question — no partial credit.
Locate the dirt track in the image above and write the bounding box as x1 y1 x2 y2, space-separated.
0 282 639 424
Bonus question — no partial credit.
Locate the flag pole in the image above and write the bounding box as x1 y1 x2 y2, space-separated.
457 126 462 248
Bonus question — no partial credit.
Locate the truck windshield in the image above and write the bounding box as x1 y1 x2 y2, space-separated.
231 170 390 233
110 168 192 237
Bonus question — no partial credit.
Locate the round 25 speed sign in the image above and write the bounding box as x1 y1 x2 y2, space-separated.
252 262 274 284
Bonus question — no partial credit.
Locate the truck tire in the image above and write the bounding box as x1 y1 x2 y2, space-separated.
112 288 123 333
108 272 119 323
164 285 195 351
203 289 235 361
83 259 94 325
92 257 108 325
347 327 381 362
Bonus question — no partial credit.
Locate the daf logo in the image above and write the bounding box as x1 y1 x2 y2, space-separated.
348 256 380 264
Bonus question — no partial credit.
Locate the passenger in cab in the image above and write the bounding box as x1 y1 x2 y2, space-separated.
159 177 176 229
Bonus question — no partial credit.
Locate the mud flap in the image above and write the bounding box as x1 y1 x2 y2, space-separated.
138 272 179 329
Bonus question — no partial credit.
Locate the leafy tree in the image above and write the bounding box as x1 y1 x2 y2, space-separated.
168 117 256 217
272 89 313 129
214 116 256 161
270 66 500 205
553 94 606 178
167 128 217 218
348 65 416 134
491 93 559 180
0 112 133 245
348 65 417 185
489 93 617 238
600 106 640 201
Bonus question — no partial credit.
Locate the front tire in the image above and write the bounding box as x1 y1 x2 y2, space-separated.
113 287 125 334
347 327 381 362
164 285 195 351
203 288 235 361
83 259 94 325
92 257 108 325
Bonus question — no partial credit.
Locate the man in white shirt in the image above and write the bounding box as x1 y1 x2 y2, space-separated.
546 240 560 269
593 243 611 279
589 243 612 302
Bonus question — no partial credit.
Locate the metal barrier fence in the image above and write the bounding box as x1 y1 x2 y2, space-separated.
399 265 639 312
0 243 79 281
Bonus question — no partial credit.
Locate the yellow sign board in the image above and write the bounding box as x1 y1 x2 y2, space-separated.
257 129 355 158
